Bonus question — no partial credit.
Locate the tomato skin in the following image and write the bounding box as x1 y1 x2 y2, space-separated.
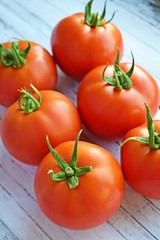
77 63 160 139
0 41 57 107
51 13 123 81
121 121 160 199
1 90 81 165
34 140 124 230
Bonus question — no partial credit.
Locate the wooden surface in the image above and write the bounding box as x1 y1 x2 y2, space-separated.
0 0 160 239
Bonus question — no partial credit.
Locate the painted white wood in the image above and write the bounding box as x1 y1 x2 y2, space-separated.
0 0 160 239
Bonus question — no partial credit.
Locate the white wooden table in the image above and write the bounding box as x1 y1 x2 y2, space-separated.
0 0 160 239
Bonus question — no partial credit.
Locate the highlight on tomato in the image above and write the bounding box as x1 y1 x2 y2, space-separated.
0 40 57 107
34 130 124 230
120 104 160 199
1 85 81 165
77 51 160 140
51 0 123 81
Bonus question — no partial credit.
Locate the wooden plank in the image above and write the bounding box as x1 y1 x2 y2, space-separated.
0 219 18 240
111 0 160 30
109 208 158 240
0 185 51 240
121 185 160 239
0 1 48 48
0 161 74 240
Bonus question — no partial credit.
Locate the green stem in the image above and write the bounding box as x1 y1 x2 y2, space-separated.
47 130 92 189
0 41 30 68
18 84 42 114
145 103 160 149
84 0 115 27
103 50 134 90
119 103 160 150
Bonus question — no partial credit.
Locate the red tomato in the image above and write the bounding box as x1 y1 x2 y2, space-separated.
1 87 81 165
77 59 159 139
34 135 124 230
0 40 57 107
51 1 123 81
121 119 160 199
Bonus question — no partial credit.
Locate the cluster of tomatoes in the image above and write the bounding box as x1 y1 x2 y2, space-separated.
0 0 160 231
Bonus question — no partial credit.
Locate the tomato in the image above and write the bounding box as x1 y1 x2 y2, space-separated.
34 132 124 230
77 52 160 139
0 40 57 107
51 0 123 81
120 104 160 199
1 85 81 165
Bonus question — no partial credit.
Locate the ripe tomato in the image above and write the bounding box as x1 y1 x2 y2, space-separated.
1 85 81 165
120 104 160 199
77 52 159 139
0 40 57 107
51 0 123 81
34 132 124 230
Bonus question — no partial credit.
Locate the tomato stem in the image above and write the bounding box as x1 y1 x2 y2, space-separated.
103 50 134 90
146 103 160 149
18 84 42 114
47 130 92 189
84 0 115 27
0 41 30 68
119 104 160 150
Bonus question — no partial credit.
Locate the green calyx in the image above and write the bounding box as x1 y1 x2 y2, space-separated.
18 84 42 114
84 0 116 28
0 40 30 68
119 103 160 150
103 50 134 90
47 130 92 189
